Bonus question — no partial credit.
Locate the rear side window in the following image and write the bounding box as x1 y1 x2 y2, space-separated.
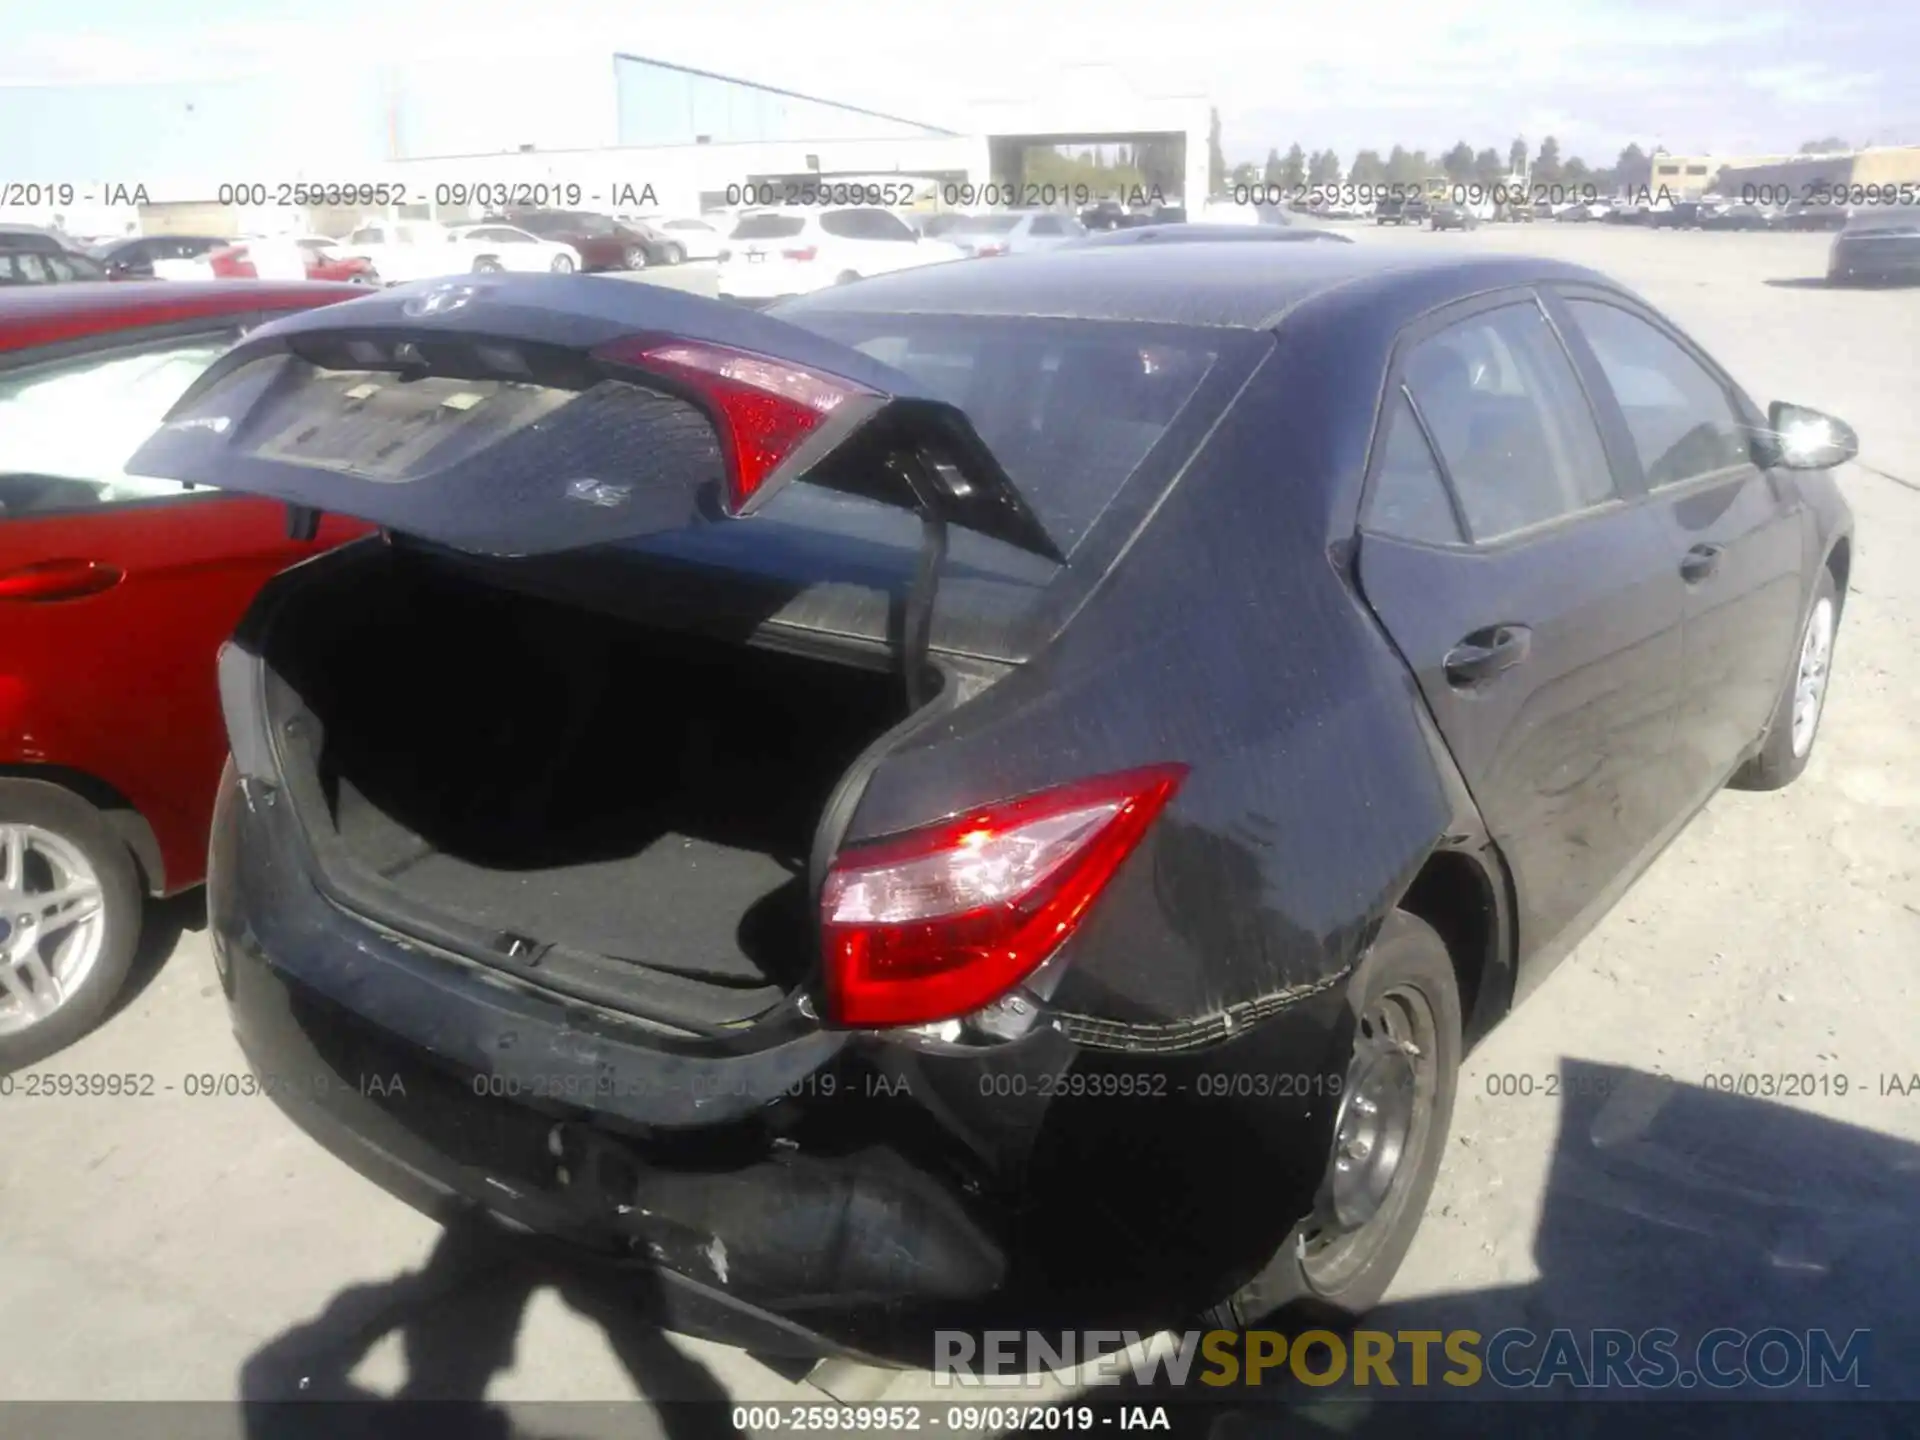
731 213 805 241
1403 302 1616 541
0 333 237 517
1565 300 1752 487
1365 392 1464 545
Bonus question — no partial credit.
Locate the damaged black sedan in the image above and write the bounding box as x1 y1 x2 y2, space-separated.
133 246 1856 1363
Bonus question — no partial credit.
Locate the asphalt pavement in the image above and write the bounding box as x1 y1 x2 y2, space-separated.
3 227 1916 1424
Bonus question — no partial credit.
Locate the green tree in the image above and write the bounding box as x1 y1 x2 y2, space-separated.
1614 143 1649 189
1533 136 1563 184
1308 149 1343 184
1231 160 1259 188
1799 136 1850 153
1350 149 1386 184
1207 107 1227 196
1442 141 1475 181
1563 156 1592 187
1473 147 1504 185
1508 136 1528 175
1263 148 1285 186
1283 143 1307 188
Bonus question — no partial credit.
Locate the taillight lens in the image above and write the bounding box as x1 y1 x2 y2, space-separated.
596 337 878 511
821 765 1187 1028
211 246 256 279
974 242 1009 257
781 245 818 262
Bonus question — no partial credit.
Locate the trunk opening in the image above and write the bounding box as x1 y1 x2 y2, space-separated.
261 548 920 1021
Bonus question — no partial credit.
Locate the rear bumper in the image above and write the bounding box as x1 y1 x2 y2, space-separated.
1828 241 1920 283
209 747 1347 1358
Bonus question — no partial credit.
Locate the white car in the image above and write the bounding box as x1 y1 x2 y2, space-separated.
450 224 584 274
650 216 726 261
717 207 962 303
337 222 526 285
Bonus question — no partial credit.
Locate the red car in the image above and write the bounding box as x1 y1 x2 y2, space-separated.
208 237 379 285
0 281 371 1068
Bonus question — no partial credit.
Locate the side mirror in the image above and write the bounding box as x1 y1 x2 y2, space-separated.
1758 401 1859 471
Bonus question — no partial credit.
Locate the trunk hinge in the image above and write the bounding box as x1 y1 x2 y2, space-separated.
894 453 951 711
285 504 322 542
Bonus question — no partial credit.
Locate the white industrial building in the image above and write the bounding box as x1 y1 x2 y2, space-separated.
0 53 1209 237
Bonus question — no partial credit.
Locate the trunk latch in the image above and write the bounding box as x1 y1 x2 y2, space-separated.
494 932 551 967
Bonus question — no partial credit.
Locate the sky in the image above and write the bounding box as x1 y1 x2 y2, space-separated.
1 0 1914 166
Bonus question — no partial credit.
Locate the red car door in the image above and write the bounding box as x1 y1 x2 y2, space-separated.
1 302 368 895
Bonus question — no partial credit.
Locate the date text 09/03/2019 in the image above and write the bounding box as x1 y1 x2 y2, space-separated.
0 181 662 211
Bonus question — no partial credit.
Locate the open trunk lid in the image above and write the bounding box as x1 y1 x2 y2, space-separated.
125 273 1063 562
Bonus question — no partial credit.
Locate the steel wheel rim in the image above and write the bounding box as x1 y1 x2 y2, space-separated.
1791 596 1835 758
1300 983 1438 1293
0 824 108 1037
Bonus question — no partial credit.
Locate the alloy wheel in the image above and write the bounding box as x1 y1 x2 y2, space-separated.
1791 596 1835 758
0 824 108 1038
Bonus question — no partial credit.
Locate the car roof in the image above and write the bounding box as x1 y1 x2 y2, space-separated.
0 279 369 354
777 243 1615 330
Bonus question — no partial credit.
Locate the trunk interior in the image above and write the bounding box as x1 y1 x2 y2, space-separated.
262 549 914 1016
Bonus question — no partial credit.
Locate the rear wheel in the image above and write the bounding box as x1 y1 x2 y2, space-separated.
1215 910 1462 1324
624 246 649 270
549 254 576 274
1730 567 1840 790
663 242 686 265
0 781 143 1073
472 257 504 274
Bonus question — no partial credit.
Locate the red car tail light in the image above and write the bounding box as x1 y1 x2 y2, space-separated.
781 245 818 262
595 337 878 512
973 242 1010 257
210 245 256 279
820 765 1187 1028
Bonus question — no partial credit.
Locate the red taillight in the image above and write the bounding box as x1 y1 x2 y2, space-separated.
595 337 878 511
781 245 818 262
820 765 1187 1028
973 242 1009 257
210 246 256 279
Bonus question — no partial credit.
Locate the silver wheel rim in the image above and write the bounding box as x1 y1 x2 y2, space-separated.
0 824 108 1038
1790 596 1835 758
552 256 574 273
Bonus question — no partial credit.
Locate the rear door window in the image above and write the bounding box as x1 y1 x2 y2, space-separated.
1562 299 1752 487
1364 392 1464 545
822 209 916 242
1403 302 1617 541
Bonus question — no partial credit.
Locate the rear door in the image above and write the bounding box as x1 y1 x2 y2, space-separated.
1355 292 1689 986
0 306 368 882
1547 288 1807 802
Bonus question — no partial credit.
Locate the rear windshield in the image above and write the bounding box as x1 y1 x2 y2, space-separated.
730 214 805 240
950 215 1022 235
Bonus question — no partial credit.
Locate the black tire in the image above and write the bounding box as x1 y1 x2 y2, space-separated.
663 243 686 266
1213 910 1463 1325
834 270 861 286
472 257 504 274
549 254 576 274
1730 566 1840 791
0 780 144 1074
624 246 649 271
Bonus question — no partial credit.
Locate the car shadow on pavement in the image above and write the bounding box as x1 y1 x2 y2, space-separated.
1082 1059 1920 1437
110 887 208 1018
238 1220 743 1440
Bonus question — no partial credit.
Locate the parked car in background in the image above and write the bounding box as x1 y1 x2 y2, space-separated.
1429 202 1481 231
1554 200 1612 223
1376 194 1430 225
1 229 108 285
1196 200 1263 226
717 206 962 303
1650 200 1705 229
492 211 677 270
650 217 726 261
1828 203 1920 284
134 249 1854 1356
0 279 371 1070
449 225 583 274
1066 224 1354 248
943 210 1089 257
1079 199 1127 230
1700 199 1778 231
336 222 487 285
205 236 379 285
89 236 230 281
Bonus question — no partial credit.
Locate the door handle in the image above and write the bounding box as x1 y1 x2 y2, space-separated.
1444 624 1533 687
0 558 124 602
1680 543 1724 583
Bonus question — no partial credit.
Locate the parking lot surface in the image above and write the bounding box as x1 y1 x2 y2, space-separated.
4 227 1917 1414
